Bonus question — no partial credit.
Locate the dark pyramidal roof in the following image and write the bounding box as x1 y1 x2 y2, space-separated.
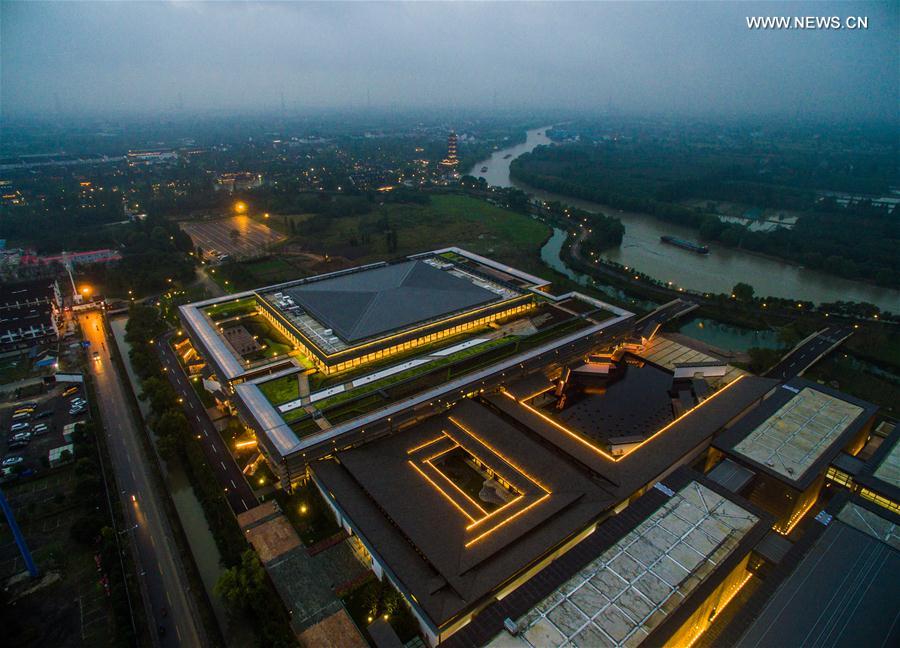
284 260 498 343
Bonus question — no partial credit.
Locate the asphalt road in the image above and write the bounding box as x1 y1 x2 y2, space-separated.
766 325 853 381
79 311 203 647
157 334 256 514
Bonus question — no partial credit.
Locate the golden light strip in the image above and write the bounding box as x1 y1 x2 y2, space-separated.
505 375 747 464
424 459 488 517
520 384 555 402
407 434 446 455
447 416 551 492
466 494 526 531
267 293 533 360
776 496 816 535
464 493 551 548
683 571 753 648
423 442 459 463
407 460 477 523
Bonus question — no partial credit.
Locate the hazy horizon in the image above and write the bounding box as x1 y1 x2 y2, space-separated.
2 1 897 121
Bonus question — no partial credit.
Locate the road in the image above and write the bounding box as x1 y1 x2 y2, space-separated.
157 333 256 514
766 325 853 381
79 311 204 647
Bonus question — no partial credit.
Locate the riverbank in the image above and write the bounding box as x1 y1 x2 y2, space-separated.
470 128 900 313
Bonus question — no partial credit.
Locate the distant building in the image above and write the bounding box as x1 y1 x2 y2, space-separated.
126 149 177 165
438 131 460 175
214 172 264 193
0 278 62 350
19 249 122 269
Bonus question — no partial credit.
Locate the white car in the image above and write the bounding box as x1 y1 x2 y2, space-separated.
2 456 23 467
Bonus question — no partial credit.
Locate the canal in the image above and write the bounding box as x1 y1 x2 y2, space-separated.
471 128 900 313
109 316 250 646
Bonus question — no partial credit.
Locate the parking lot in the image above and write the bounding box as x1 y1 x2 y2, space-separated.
180 214 286 261
1 379 89 480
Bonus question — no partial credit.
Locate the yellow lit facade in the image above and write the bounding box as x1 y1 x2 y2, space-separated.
257 296 533 375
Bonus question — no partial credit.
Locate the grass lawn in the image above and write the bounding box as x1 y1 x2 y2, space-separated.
274 481 340 546
259 373 302 404
314 337 514 410
300 194 550 271
251 212 313 235
211 255 306 292
204 296 258 321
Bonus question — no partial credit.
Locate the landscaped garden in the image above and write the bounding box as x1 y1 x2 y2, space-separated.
204 296 258 321
340 577 420 644
274 481 341 547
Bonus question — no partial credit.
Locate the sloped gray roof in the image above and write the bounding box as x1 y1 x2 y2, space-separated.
283 260 498 343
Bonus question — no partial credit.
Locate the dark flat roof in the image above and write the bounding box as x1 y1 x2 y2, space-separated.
736 518 900 648
312 398 615 629
555 361 676 441
281 260 499 343
490 375 778 495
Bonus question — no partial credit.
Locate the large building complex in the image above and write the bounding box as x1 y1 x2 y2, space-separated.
177 249 895 647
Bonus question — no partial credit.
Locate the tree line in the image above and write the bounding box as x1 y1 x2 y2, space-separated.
512 146 899 289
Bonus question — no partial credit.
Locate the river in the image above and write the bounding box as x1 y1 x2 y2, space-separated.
471 127 900 313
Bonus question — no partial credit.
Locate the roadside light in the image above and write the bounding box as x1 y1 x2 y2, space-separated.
234 201 248 214
383 614 389 621
300 503 308 514
81 286 91 296
258 477 266 486
264 212 270 218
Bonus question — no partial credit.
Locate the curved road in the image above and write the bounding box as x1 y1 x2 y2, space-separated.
80 310 204 647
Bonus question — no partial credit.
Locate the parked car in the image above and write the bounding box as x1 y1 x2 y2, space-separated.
11 411 31 421
62 386 79 397
10 422 30 432
1 455 23 467
34 409 53 419
69 407 86 416
32 423 49 435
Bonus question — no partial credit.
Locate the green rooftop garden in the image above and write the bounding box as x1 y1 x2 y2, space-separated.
204 296 259 321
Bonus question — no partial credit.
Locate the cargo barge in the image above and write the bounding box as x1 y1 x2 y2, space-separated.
660 235 709 254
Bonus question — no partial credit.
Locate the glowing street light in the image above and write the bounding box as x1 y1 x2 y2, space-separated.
234 201 248 214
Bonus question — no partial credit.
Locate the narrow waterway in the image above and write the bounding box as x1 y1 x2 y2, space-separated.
471 128 900 313
540 227 657 311
108 317 235 643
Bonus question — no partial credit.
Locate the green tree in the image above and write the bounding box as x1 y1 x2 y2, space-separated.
215 550 268 613
731 282 755 302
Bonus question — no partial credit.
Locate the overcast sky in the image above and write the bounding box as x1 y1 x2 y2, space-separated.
2 1 896 120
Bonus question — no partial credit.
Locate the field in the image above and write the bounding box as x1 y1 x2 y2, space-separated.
209 256 309 293
295 194 550 271
180 215 286 260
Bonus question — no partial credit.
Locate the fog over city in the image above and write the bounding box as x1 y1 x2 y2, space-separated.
2 0 897 120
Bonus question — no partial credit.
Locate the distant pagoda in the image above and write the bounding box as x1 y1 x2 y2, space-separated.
439 131 459 172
